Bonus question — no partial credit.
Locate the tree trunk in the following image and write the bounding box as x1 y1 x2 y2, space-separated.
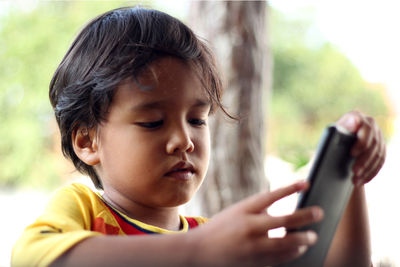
188 1 272 217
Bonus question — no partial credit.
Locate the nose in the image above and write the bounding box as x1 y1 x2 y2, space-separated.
166 123 194 154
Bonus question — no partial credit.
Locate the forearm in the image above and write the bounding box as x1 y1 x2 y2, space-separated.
51 232 199 267
325 186 371 267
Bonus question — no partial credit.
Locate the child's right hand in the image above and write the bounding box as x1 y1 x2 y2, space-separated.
190 181 323 267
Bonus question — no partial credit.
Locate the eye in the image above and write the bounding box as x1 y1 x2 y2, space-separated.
136 120 163 129
189 118 207 126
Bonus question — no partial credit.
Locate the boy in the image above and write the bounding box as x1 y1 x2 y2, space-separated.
12 7 385 267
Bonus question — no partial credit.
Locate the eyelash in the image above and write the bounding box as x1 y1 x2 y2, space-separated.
137 120 163 129
137 119 206 129
189 119 206 126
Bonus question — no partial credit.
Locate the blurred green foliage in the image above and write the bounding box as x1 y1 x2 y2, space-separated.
0 1 141 189
0 3 393 188
268 9 393 168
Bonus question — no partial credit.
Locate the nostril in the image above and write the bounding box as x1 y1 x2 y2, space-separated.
166 136 194 154
186 140 194 152
165 125 195 154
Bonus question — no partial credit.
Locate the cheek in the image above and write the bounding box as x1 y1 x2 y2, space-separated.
205 132 211 162
196 129 211 168
98 128 155 174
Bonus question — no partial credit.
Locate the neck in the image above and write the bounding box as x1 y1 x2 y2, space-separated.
102 193 182 231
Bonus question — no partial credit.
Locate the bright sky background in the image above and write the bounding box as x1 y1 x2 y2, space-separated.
156 0 400 87
156 0 400 111
270 0 400 81
270 0 400 112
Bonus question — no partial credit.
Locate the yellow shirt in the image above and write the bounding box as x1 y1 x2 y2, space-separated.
11 183 207 267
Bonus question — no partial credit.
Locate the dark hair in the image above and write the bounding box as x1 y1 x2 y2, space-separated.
49 7 226 189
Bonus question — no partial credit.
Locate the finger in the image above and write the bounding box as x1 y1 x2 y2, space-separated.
243 205 323 239
263 246 308 266
254 230 318 256
247 206 323 234
269 206 324 230
336 111 360 133
240 245 308 267
239 181 309 214
363 134 387 180
261 232 318 266
352 138 378 177
335 111 377 157
353 123 386 184
354 142 386 185
247 230 318 266
360 155 385 184
351 116 376 157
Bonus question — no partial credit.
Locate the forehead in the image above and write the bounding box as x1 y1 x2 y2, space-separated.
112 57 210 110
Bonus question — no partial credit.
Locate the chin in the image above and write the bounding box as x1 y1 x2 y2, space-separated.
162 192 195 208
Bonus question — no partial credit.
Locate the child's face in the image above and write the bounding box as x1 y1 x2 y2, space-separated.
95 57 211 210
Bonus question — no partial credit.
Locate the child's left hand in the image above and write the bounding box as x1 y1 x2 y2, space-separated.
336 110 386 186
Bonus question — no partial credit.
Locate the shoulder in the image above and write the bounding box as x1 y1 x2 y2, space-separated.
11 183 104 266
50 182 101 207
55 182 98 197
49 183 100 208
40 183 106 228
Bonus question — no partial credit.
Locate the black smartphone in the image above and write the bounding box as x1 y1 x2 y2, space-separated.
277 125 357 267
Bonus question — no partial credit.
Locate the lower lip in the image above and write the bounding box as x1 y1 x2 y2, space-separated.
166 171 194 180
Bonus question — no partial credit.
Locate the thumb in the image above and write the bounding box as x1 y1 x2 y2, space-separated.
336 112 361 134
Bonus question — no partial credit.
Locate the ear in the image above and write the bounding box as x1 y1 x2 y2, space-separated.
72 126 100 166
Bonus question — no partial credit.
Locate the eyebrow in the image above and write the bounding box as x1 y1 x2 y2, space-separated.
131 99 211 111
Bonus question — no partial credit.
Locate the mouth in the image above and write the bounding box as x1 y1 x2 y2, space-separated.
165 162 195 180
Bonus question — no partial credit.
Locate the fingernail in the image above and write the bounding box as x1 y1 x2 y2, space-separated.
312 207 323 220
298 245 307 254
342 116 358 133
307 231 318 244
